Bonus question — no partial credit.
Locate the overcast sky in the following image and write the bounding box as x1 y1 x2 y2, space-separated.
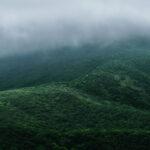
0 0 150 56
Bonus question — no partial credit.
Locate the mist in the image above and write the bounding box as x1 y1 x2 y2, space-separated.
0 0 150 56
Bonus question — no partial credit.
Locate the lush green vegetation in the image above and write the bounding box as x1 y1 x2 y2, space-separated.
0 84 149 131
0 127 149 150
0 38 149 149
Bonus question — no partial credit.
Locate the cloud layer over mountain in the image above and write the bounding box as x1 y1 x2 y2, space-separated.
0 0 150 56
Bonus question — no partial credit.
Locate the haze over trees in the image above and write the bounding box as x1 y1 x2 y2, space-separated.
0 0 150 149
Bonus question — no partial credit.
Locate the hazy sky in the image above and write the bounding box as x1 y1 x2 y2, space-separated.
0 0 150 56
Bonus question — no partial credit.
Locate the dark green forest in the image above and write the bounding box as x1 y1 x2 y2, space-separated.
0 38 149 149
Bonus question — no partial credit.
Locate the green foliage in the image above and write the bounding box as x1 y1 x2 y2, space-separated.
0 38 150 149
0 127 149 150
0 84 149 149
72 60 150 110
0 84 149 131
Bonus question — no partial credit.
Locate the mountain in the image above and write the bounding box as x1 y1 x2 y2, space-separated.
0 83 150 149
0 83 150 131
0 38 149 149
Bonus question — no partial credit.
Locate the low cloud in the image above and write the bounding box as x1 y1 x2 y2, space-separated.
0 0 150 56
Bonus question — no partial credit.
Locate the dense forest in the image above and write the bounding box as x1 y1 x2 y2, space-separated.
0 37 149 149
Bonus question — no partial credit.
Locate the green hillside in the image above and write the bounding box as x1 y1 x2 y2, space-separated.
72 59 150 110
0 38 149 149
0 37 149 91
0 83 149 149
0 83 150 131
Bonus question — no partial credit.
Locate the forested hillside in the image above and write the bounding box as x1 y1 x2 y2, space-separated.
0 38 149 149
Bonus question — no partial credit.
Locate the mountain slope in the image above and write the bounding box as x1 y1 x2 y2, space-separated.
72 59 150 110
0 38 149 149
0 83 149 131
0 83 149 149
0 37 149 91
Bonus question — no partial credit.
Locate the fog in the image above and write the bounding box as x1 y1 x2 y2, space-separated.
0 0 150 56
